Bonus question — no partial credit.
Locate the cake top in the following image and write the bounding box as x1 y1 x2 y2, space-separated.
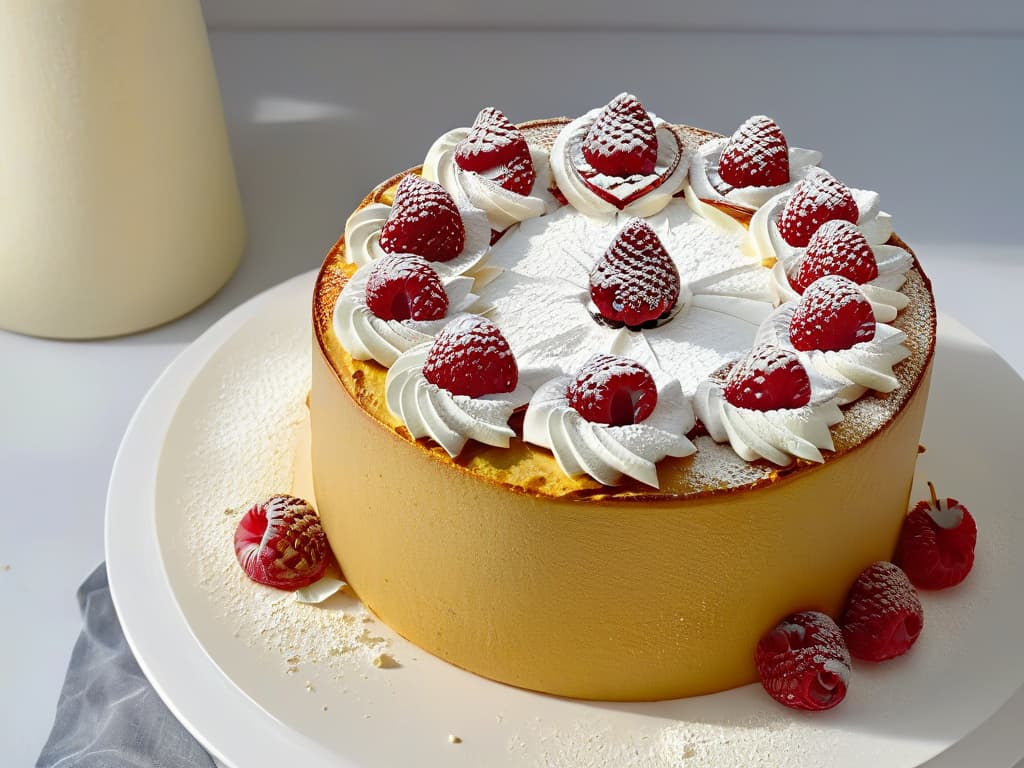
315 95 935 498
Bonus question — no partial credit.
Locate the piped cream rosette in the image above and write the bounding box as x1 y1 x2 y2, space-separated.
757 301 911 405
384 344 535 458
342 191 492 275
333 260 483 368
550 108 688 220
422 127 557 232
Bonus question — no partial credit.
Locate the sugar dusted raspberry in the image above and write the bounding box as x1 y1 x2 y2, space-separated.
234 495 332 591
840 561 924 661
718 115 790 189
364 253 449 321
422 315 518 398
777 168 859 248
755 610 851 711
378 175 466 262
895 482 977 590
566 353 658 426
454 107 536 196
791 220 879 293
789 275 876 352
589 218 680 329
723 345 811 411
581 93 658 177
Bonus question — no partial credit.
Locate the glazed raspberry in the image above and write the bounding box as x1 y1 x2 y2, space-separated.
566 353 658 426
422 314 518 398
777 168 859 248
378 175 466 262
234 495 332 591
755 610 851 711
895 482 977 590
791 219 879 293
454 107 536 196
589 218 680 329
364 253 449 322
789 275 876 352
718 115 790 189
581 93 658 177
723 345 811 411
840 561 924 661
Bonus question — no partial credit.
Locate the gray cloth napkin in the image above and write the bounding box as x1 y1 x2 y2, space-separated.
37 563 217 768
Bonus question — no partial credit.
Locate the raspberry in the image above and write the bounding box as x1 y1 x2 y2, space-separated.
581 93 658 177
589 218 680 329
378 175 466 262
895 482 977 590
723 345 811 411
234 495 332 591
566 353 658 426
755 610 851 711
777 168 859 248
791 220 879 293
454 107 536 196
718 115 789 189
364 253 449 321
422 315 518 398
840 561 924 661
789 275 876 352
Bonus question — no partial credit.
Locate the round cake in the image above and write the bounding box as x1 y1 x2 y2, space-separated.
311 96 936 701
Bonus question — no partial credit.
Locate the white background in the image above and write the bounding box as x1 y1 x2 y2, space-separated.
3 5 1023 766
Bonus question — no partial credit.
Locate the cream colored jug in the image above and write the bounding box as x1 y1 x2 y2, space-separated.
0 0 245 338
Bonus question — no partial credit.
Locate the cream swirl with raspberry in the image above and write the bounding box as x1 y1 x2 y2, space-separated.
758 302 910 404
342 194 491 275
523 374 694 488
749 184 893 267
334 262 481 367
423 128 555 232
384 344 534 457
550 95 687 220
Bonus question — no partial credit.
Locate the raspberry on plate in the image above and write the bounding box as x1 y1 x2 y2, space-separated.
723 345 812 411
364 253 449 322
454 106 536 196
840 561 924 661
791 219 880 293
234 495 332 591
895 482 978 589
755 610 851 711
777 167 859 248
581 93 658 177
422 314 518 398
589 217 680 329
789 274 876 352
378 175 466 262
718 115 790 189
566 353 658 426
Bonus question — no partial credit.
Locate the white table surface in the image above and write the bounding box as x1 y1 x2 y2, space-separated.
3 28 1022 767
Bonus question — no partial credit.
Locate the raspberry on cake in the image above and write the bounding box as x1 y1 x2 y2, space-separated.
311 99 937 701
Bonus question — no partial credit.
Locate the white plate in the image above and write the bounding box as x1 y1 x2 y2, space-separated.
107 270 1024 768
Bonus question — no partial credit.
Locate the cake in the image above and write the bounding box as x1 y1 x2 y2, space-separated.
309 96 936 702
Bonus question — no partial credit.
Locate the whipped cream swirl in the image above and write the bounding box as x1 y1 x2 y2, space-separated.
422 127 557 232
693 366 845 466
685 137 822 232
550 109 687 219
769 244 913 322
384 345 534 457
342 190 492 275
334 262 482 367
757 302 911 404
523 373 695 488
749 185 894 267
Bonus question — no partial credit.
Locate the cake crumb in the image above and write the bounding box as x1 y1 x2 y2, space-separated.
373 653 399 669
322 705 328 712
304 680 314 692
1 564 10 572
448 734 462 744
